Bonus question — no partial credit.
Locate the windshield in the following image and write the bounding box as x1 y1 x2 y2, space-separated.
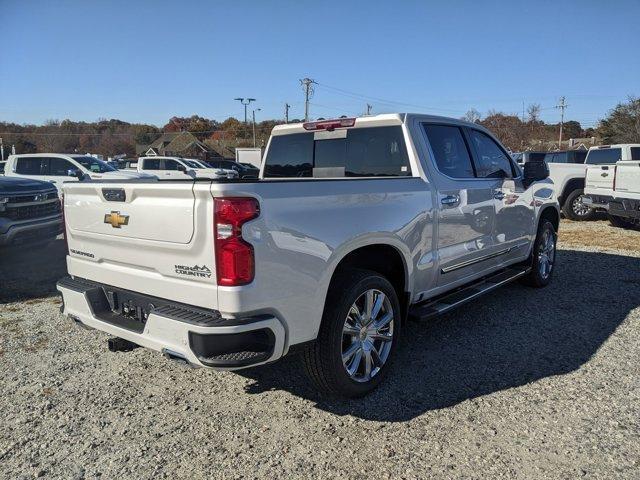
73 156 116 173
183 160 203 168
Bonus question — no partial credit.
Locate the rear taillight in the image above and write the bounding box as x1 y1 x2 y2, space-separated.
613 165 617 191
303 117 356 131
214 197 260 286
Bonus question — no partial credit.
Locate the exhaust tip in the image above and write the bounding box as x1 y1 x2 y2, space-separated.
108 337 139 352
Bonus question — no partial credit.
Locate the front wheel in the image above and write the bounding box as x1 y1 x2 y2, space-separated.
521 220 557 288
562 189 595 221
303 269 401 398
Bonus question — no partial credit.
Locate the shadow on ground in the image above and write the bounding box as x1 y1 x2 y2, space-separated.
238 249 640 421
0 238 67 303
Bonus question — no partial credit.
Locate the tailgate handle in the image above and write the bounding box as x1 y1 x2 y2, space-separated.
102 188 126 202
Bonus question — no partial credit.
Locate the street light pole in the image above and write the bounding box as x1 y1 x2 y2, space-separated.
252 108 261 147
234 97 256 123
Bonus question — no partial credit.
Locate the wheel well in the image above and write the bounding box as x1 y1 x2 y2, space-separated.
330 244 408 320
560 178 585 205
539 206 560 232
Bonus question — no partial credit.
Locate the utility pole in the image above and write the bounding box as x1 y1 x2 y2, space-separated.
252 108 261 147
300 78 316 122
284 103 290 123
366 104 373 116
234 97 256 123
0 137 3 161
555 96 567 147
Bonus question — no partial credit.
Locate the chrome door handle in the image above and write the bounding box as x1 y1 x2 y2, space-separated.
441 194 460 206
493 190 505 200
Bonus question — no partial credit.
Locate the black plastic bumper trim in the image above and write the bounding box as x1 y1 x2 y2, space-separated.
189 329 275 368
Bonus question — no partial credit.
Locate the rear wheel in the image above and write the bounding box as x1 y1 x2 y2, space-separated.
562 189 595 221
303 269 401 398
521 220 557 288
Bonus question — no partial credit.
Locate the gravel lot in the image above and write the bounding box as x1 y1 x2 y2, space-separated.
1 220 639 479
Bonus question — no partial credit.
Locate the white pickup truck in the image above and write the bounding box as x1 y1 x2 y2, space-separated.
584 144 640 228
136 156 238 179
57 114 559 397
545 146 622 221
4 153 150 194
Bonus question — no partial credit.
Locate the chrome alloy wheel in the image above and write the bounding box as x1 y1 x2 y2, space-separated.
572 195 591 217
341 289 394 383
538 228 556 279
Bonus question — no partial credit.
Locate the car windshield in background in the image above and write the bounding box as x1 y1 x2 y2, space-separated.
184 160 203 168
73 156 116 173
586 148 622 164
263 126 411 178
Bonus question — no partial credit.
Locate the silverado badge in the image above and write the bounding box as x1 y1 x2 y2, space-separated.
104 211 129 228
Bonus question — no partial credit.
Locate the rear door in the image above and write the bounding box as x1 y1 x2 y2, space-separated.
140 158 188 179
421 123 498 287
13 156 47 182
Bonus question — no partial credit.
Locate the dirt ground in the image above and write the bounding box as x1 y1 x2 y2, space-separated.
1 220 639 479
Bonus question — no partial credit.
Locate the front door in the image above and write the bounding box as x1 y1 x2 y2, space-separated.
465 128 535 265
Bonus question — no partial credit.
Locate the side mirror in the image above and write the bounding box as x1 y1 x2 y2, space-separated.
177 164 187 172
523 159 549 187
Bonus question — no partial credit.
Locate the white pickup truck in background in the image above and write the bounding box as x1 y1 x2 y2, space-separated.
584 144 640 228
547 145 625 221
136 156 238 179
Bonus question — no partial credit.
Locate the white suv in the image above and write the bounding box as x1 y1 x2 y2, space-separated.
5 153 150 194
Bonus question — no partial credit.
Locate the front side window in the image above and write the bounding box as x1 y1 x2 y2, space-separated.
630 147 640 160
15 157 44 175
263 126 410 178
164 159 181 171
48 157 75 175
423 124 475 178
467 129 514 178
585 148 622 164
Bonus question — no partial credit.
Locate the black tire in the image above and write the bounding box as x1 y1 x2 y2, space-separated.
521 220 557 288
562 189 595 221
608 214 636 229
302 269 401 398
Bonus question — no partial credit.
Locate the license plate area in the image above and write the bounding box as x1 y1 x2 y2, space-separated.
85 286 157 333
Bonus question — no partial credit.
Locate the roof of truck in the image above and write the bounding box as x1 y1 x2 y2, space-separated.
270 113 485 136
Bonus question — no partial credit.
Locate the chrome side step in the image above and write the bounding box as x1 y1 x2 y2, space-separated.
409 265 531 322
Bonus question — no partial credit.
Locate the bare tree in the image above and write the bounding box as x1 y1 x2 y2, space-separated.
462 108 481 124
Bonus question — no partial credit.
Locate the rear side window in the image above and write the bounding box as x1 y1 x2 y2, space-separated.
263 126 410 178
15 157 44 175
586 148 622 164
630 147 640 160
142 159 161 170
544 152 568 163
467 129 514 178
423 124 475 178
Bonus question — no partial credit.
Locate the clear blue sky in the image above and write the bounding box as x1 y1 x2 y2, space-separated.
1 0 638 128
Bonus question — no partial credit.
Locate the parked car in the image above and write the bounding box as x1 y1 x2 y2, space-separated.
207 159 259 178
137 156 238 179
0 176 63 248
57 114 557 397
583 144 640 227
4 154 151 194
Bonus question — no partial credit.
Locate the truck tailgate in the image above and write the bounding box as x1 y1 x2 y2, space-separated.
63 181 219 309
615 161 640 195
585 165 614 192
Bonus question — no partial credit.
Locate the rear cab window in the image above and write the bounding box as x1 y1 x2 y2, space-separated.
263 126 411 178
585 148 622 164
